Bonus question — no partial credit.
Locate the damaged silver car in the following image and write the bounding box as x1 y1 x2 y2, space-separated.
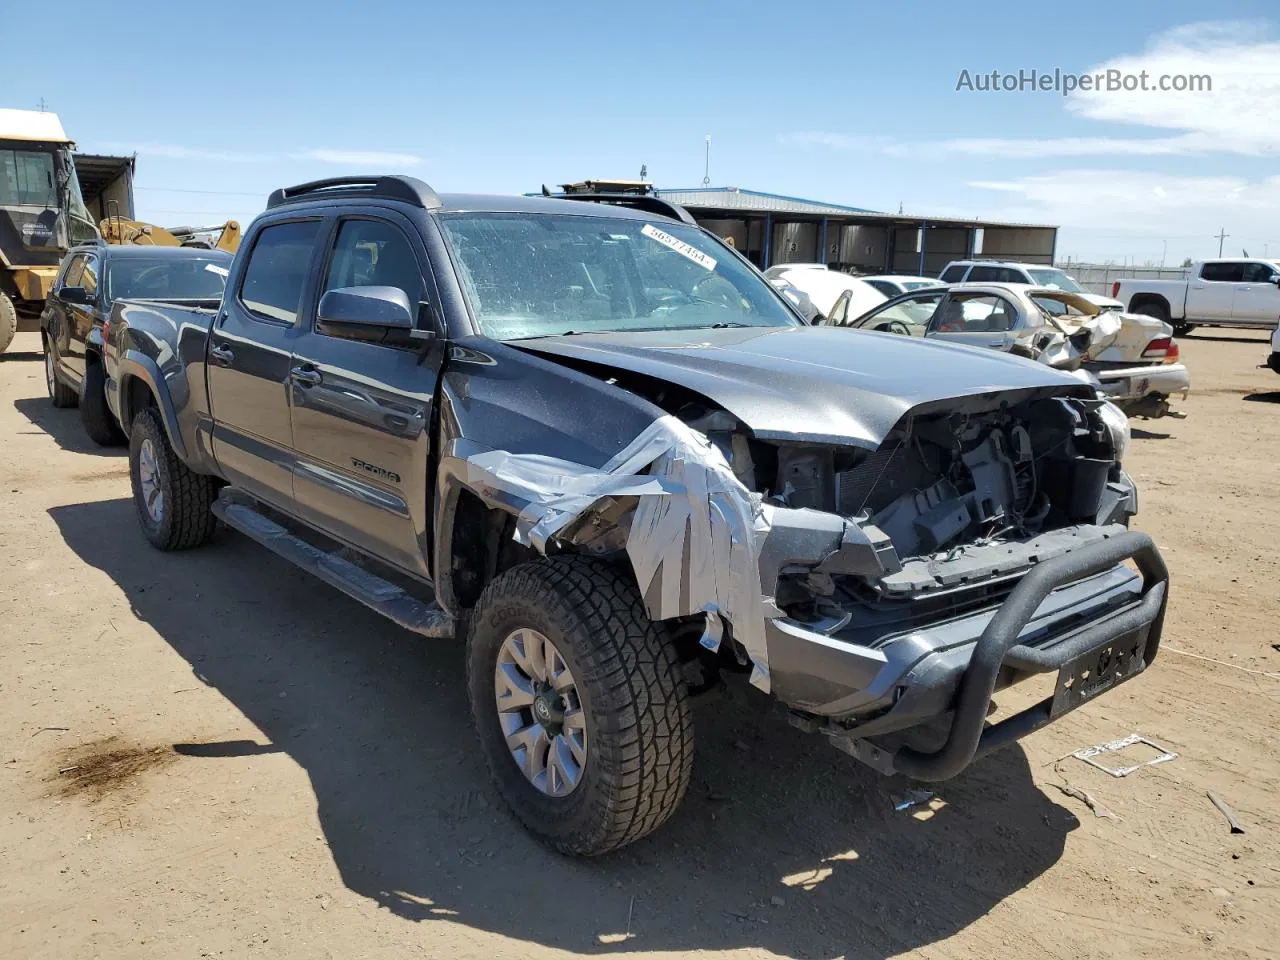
103 177 1169 856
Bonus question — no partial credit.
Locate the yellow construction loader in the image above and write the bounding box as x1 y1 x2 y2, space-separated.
99 208 241 254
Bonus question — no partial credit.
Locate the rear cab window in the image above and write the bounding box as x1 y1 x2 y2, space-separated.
967 265 1026 283
1200 262 1246 283
238 220 324 324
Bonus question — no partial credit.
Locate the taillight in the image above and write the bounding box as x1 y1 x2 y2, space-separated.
1141 336 1172 359
1164 339 1179 364
1111 281 1121 299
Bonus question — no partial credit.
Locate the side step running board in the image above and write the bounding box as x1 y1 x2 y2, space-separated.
212 496 455 639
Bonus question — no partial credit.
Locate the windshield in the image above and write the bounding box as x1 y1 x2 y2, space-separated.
1026 268 1083 293
439 213 800 339
0 148 57 207
902 279 941 291
854 293 944 330
106 257 230 304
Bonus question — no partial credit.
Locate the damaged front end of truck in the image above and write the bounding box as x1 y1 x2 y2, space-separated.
442 327 1168 782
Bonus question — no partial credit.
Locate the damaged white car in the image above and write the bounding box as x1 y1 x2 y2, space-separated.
842 283 1191 418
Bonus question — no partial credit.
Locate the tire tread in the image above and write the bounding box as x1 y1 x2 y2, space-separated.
466 555 692 855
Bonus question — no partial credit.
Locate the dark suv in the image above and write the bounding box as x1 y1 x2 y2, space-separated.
41 242 231 443
93 176 1167 855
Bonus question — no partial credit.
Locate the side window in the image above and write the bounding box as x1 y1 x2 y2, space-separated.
1201 262 1245 283
930 295 1013 332
239 220 323 324
968 265 1023 283
1241 262 1277 283
939 265 968 283
858 292 944 329
81 256 99 298
322 218 424 321
60 254 86 290
865 279 895 298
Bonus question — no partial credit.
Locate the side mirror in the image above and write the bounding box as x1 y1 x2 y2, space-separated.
60 285 92 305
316 286 428 345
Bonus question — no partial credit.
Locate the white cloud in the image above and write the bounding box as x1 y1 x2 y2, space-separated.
293 149 421 167
777 132 898 152
784 21 1280 158
962 169 1280 259
99 143 421 168
105 142 274 163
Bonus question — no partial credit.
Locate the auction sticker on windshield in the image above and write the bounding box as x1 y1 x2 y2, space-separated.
641 223 717 271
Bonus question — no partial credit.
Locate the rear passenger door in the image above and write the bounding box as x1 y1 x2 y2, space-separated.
208 218 324 509
45 253 86 387
64 251 101 382
1190 262 1241 320
287 211 444 578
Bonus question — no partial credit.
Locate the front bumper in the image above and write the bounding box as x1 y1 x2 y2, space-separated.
769 531 1168 781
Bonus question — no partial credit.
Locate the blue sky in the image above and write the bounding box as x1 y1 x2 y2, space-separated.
7 0 1279 265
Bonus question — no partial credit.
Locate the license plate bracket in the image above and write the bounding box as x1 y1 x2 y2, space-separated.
1050 629 1149 719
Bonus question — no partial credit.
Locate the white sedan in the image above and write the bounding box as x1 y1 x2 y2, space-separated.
765 266 886 323
861 274 946 297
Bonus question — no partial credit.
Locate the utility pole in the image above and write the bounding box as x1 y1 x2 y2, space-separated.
1161 239 1167 267
37 97 48 111
1215 227 1229 257
702 135 711 188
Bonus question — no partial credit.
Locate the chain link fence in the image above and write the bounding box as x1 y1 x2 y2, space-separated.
1057 262 1189 296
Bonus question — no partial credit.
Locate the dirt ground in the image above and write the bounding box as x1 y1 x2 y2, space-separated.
1 329 1278 960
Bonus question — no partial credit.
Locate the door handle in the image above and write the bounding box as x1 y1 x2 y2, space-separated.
209 344 234 366
290 366 322 387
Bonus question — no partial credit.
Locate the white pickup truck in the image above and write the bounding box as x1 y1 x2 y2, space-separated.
1113 259 1280 335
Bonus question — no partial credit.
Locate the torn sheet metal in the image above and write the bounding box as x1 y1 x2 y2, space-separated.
462 415 779 691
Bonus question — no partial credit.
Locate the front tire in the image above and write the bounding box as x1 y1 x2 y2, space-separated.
79 357 126 445
129 408 217 550
467 556 693 856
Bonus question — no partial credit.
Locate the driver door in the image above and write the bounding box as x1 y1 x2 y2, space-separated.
287 211 444 578
850 291 943 336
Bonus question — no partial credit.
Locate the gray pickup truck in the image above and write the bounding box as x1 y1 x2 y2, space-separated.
98 176 1168 855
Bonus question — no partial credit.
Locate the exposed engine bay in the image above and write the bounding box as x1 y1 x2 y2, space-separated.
681 388 1133 602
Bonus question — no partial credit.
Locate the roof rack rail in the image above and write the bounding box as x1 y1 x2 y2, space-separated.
266 175 442 210
540 184 698 226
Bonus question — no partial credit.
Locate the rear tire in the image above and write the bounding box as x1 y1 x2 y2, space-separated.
79 357 126 446
0 291 16 355
128 408 217 550
467 555 693 856
44 337 78 408
1133 302 1170 324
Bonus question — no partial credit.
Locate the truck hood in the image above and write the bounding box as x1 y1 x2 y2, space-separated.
513 325 1093 447
1079 292 1124 310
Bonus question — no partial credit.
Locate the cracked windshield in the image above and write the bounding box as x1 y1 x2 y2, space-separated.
440 212 799 339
